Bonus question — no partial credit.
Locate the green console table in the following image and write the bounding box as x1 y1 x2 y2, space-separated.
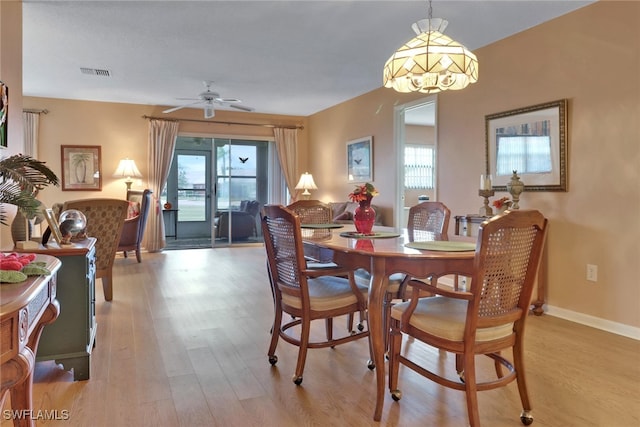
13 238 97 380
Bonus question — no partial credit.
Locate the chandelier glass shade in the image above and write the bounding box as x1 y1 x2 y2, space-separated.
383 18 478 94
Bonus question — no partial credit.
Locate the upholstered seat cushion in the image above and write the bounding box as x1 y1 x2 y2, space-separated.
281 275 368 311
391 296 514 342
354 269 405 293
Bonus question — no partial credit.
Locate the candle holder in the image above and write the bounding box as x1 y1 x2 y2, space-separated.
479 189 495 216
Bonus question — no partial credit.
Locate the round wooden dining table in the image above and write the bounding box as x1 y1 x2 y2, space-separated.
302 226 477 421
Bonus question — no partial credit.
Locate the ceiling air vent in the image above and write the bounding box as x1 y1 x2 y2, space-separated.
80 67 111 77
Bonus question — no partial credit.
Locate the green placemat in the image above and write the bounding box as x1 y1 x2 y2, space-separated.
405 241 476 251
339 231 401 239
300 223 344 229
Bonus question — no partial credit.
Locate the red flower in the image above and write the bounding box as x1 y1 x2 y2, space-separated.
492 197 512 209
348 183 378 203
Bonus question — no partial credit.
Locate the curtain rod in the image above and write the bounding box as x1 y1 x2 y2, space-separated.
23 108 49 114
142 115 303 130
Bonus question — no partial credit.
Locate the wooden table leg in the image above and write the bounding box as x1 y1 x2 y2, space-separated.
368 258 387 421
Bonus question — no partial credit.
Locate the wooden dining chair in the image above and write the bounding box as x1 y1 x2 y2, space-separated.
388 210 548 427
400 200 453 294
287 200 336 268
62 198 129 302
261 204 374 385
406 201 451 242
356 201 452 350
288 199 367 333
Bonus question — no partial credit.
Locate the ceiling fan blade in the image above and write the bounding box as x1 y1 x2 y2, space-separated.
229 104 254 112
216 97 241 103
163 100 204 114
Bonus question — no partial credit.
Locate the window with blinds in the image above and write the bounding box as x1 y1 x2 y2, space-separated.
404 145 434 189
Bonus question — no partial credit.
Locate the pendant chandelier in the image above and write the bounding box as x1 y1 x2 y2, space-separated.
383 0 478 94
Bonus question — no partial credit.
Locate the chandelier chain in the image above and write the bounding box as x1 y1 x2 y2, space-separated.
427 0 433 20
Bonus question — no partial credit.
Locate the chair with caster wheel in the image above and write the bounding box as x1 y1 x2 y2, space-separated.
261 204 374 386
388 210 548 427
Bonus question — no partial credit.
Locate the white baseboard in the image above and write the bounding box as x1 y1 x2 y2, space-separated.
545 305 640 341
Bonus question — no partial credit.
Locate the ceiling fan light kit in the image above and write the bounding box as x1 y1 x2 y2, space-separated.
383 0 478 94
163 81 253 119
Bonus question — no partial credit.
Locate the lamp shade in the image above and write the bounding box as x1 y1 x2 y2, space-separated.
113 158 142 190
383 18 478 94
295 172 317 199
113 158 142 179
295 172 317 191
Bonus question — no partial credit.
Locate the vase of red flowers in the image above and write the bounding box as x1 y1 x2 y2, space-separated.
349 183 378 234
492 196 513 214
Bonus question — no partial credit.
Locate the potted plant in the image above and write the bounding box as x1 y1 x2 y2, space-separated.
0 154 59 231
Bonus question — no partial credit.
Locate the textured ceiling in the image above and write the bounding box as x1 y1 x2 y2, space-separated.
22 0 594 118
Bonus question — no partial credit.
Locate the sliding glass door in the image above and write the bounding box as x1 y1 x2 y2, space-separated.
163 136 283 247
213 139 268 245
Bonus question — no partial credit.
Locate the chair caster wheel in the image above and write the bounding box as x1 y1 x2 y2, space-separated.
357 323 364 331
367 360 375 370
268 355 278 365
391 390 402 401
293 375 303 385
520 411 533 425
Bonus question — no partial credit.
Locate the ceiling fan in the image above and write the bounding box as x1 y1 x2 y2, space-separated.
163 81 253 119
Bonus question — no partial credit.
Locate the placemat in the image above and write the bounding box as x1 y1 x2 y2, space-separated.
339 231 401 239
300 223 344 229
404 241 476 251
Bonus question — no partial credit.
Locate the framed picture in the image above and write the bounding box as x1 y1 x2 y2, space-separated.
485 99 567 191
0 81 7 148
61 145 102 191
347 136 373 182
44 208 63 245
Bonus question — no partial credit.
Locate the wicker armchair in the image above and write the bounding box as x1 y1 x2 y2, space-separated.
62 198 129 302
388 210 548 427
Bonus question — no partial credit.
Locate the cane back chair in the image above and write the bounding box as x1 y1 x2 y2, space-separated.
261 204 374 385
388 210 548 427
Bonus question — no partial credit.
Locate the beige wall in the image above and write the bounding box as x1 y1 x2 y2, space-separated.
4 1 639 332
307 1 640 331
19 99 306 210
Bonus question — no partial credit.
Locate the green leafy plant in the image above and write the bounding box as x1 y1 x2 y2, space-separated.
0 154 59 225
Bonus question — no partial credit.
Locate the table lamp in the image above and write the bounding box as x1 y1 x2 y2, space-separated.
295 172 317 200
113 158 142 191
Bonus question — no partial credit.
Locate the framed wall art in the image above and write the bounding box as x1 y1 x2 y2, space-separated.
0 81 7 148
485 99 567 191
61 145 102 191
347 136 373 182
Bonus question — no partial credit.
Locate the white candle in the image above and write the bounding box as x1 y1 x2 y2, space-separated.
480 174 492 190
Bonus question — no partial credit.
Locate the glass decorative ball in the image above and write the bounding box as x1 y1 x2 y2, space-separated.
58 209 87 238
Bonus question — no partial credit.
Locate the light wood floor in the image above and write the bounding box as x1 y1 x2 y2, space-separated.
2 247 639 426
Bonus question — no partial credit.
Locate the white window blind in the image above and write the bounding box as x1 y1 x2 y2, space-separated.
404 145 434 189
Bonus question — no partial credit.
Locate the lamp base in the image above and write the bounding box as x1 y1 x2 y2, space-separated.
301 189 311 200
